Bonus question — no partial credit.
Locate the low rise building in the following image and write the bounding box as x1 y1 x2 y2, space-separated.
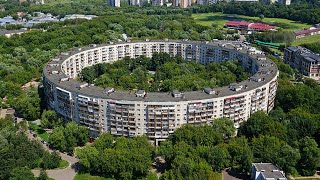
252 163 286 180
0 29 27 38
60 14 97 21
284 46 320 80
294 27 320 39
224 21 276 32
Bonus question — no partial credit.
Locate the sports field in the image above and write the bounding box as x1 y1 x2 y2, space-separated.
192 12 311 31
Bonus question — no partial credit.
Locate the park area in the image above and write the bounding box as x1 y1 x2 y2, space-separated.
192 12 311 31
30 123 49 141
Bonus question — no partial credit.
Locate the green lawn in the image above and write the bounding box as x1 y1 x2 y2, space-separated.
192 12 311 31
291 34 320 46
58 160 69 169
74 173 111 180
30 123 49 141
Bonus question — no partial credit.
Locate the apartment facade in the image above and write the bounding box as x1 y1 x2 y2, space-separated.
284 46 320 80
43 40 278 145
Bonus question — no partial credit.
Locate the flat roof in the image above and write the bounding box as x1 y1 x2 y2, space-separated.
43 40 278 102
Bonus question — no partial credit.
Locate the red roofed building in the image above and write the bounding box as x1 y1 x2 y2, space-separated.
294 28 320 39
224 21 251 30
248 23 276 31
224 21 276 31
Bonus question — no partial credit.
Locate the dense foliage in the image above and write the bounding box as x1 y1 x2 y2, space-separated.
301 42 320 53
48 122 88 152
75 134 155 179
80 53 251 92
41 110 63 129
247 31 296 43
0 117 58 179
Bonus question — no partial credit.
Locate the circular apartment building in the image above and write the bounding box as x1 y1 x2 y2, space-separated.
43 40 278 145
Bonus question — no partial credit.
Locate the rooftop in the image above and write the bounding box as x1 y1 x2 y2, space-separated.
225 21 276 30
0 29 27 35
294 28 320 36
43 40 278 102
287 46 320 63
249 23 276 30
253 163 286 180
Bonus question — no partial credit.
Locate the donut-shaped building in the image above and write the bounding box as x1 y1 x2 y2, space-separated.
43 40 278 145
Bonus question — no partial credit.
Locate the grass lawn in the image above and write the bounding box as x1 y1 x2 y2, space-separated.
291 34 320 46
30 123 49 141
192 12 311 31
74 173 110 180
58 160 69 169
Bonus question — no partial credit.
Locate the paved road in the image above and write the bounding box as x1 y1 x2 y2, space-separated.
32 153 78 180
24 122 79 180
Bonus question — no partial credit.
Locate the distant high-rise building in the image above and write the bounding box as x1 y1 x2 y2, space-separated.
278 0 291 5
172 0 179 6
207 0 218 4
179 0 191 8
109 0 121 7
197 0 206 4
130 0 141 5
153 0 165 5
227 0 258 2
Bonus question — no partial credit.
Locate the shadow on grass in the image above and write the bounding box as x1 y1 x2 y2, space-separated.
36 128 46 134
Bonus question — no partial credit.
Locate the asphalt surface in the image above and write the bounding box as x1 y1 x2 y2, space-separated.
24 121 79 180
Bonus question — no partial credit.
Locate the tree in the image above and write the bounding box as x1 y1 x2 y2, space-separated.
9 167 34 180
38 169 48 180
259 14 264 20
227 137 253 173
93 133 114 152
201 145 230 171
48 122 88 152
48 126 66 151
251 135 300 174
277 144 300 175
296 137 320 176
76 136 154 179
41 110 62 129
75 145 100 171
169 125 223 147
41 151 61 169
212 118 236 139
286 108 319 143
239 111 287 141
161 155 217 180
80 67 96 84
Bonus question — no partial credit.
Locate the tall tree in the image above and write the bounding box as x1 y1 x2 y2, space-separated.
296 137 320 176
9 167 34 180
